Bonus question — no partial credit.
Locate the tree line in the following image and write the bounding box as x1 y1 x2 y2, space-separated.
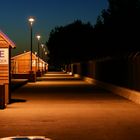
47 0 140 66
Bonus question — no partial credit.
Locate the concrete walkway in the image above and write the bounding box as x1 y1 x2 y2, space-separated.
0 72 140 140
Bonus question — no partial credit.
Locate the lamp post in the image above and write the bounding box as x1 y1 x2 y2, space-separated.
28 17 35 72
36 35 41 71
45 51 48 72
41 44 44 60
41 44 45 72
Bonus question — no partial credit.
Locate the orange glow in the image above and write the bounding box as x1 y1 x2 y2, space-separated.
11 51 38 74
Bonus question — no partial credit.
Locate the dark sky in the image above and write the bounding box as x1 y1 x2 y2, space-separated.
0 0 108 56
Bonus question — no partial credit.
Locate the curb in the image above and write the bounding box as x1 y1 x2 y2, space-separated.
84 77 140 104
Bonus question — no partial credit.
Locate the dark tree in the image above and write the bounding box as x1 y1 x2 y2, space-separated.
47 0 140 67
47 20 94 65
94 0 140 57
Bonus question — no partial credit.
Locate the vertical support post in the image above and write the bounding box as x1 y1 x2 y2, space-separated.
38 41 40 71
0 84 5 109
9 47 11 103
30 25 33 72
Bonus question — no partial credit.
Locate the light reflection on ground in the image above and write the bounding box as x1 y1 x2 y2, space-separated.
0 72 140 140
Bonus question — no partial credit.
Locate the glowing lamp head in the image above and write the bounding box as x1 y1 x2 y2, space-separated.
28 17 35 25
36 35 41 40
41 44 44 48
35 52 37 55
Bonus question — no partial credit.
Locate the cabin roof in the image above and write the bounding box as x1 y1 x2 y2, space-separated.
0 30 16 48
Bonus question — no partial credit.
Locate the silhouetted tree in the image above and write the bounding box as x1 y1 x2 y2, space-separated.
47 0 140 66
94 0 140 57
47 20 94 65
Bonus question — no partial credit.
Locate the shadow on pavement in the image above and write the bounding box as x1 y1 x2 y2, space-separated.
11 79 28 91
10 99 27 104
11 72 125 102
15 83 124 101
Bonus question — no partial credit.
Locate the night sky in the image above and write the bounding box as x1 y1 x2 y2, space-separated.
0 0 108 56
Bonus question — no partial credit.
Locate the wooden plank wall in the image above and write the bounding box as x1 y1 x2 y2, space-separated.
0 64 9 83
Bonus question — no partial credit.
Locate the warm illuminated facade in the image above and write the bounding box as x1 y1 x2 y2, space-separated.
11 51 37 74
0 30 16 108
0 31 15 83
11 51 48 74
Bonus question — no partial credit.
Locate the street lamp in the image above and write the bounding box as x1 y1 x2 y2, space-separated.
41 44 44 60
44 51 48 73
28 17 35 72
36 35 41 71
34 51 37 56
45 51 48 55
41 43 45 72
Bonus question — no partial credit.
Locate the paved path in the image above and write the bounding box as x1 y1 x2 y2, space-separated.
0 72 140 140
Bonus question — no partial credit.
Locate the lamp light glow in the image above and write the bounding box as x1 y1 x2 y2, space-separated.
41 44 44 48
28 17 35 25
36 35 41 40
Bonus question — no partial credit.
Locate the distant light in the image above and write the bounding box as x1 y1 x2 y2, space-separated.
41 44 44 48
36 35 41 40
35 52 37 55
69 72 72 75
28 17 35 25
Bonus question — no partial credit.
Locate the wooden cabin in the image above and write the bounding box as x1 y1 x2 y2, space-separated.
11 51 48 74
11 51 38 74
0 30 15 108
